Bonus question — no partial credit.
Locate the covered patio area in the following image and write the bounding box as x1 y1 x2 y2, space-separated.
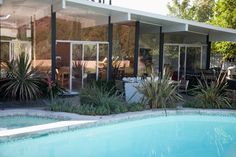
0 0 236 93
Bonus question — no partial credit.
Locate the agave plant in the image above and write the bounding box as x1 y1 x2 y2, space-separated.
137 74 183 110
192 72 231 109
1 52 43 101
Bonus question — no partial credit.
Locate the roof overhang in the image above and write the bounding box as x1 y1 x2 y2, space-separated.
1 0 236 42
63 0 236 42
129 12 236 42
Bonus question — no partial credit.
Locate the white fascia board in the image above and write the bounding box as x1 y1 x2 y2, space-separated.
184 21 236 35
209 32 236 42
53 0 66 12
188 25 236 41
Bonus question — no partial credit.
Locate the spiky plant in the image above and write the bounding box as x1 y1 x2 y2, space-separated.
192 72 231 109
137 74 183 109
1 52 43 101
80 82 127 115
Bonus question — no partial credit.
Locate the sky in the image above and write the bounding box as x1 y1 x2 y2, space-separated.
111 0 171 15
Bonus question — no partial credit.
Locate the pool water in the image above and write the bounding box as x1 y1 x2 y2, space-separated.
0 115 236 157
0 116 59 130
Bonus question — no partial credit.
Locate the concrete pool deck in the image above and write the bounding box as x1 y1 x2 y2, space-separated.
1 108 236 141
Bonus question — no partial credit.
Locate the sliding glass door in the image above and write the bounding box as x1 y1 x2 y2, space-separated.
69 41 108 93
164 44 207 80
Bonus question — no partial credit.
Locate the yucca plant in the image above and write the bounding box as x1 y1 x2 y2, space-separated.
192 72 231 109
137 74 183 110
1 52 43 101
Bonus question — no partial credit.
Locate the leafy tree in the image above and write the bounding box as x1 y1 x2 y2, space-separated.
167 0 214 22
192 0 215 22
211 0 236 58
167 0 195 20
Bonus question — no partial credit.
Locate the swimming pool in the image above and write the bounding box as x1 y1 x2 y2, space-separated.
0 116 59 130
0 115 236 157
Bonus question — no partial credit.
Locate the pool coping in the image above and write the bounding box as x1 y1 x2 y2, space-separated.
1 108 236 142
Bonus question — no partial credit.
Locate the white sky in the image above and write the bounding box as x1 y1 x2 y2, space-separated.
111 0 171 15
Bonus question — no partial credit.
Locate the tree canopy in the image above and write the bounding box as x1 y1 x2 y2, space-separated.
167 0 214 22
211 0 236 57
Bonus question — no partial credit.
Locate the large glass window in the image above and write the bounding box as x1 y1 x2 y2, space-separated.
163 45 179 80
112 22 135 79
69 42 108 92
56 9 109 90
138 23 160 76
0 2 38 78
163 44 208 80
164 32 208 80
186 47 202 73
164 32 206 44
202 46 207 69
1 42 10 62
56 12 108 41
33 12 51 75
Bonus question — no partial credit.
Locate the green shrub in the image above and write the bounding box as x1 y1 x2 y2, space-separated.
94 79 116 94
192 73 231 109
95 105 110 115
50 101 74 112
78 105 96 115
79 82 127 115
127 103 146 112
184 99 204 108
50 81 149 115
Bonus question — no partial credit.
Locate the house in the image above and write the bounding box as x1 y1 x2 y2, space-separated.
0 0 236 93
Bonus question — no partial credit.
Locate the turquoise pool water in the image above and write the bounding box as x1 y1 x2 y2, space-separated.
0 115 236 157
0 116 59 130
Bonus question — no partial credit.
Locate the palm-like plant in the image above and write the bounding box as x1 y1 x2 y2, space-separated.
1 52 43 101
137 74 183 109
193 72 231 109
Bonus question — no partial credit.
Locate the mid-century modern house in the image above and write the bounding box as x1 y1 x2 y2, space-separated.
0 0 236 93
